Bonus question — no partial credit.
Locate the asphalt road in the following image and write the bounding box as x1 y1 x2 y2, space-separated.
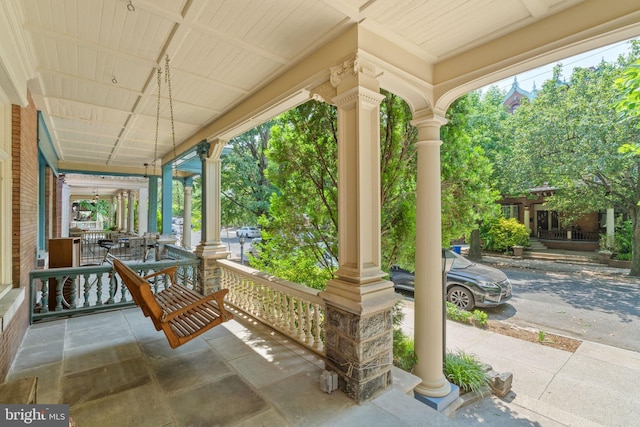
486 266 640 352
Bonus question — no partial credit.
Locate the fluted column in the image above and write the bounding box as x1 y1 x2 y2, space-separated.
412 113 451 398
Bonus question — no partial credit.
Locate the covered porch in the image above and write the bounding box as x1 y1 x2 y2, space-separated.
3 0 640 420
8 308 451 426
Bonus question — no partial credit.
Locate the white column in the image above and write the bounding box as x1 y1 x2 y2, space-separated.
412 113 451 398
195 140 227 256
319 55 397 403
128 191 136 233
183 184 192 249
138 186 148 234
61 182 71 237
606 207 615 247
116 192 123 230
121 191 128 230
524 206 531 234
323 56 393 311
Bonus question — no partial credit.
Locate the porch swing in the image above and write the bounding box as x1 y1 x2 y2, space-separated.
113 57 232 349
113 258 232 349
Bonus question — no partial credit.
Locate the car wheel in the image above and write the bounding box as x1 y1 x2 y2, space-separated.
447 286 475 311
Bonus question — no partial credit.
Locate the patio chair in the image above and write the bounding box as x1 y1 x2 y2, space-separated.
112 258 232 349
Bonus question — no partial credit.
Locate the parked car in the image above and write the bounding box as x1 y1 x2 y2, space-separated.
236 226 261 238
390 249 512 310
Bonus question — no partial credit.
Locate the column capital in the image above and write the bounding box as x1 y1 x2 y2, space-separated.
330 53 376 88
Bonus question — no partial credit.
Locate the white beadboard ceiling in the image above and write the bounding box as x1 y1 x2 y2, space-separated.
14 0 638 186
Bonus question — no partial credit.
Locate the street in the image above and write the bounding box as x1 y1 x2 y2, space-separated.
185 229 640 352
487 267 640 352
399 265 640 352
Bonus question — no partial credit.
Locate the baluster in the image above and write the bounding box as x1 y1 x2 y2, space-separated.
118 274 127 302
228 272 240 307
304 302 312 344
240 277 249 311
107 271 117 304
296 299 304 340
53 275 64 311
313 303 322 349
82 273 92 307
40 279 49 313
95 271 103 306
288 296 296 334
277 292 286 328
67 275 77 309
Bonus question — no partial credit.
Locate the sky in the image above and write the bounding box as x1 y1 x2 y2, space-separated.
487 37 637 94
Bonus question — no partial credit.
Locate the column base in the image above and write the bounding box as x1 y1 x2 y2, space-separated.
323 302 394 404
194 243 229 294
414 383 459 412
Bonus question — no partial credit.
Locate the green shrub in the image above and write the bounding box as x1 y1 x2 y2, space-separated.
445 350 490 393
393 329 417 372
392 303 417 372
614 219 632 257
446 302 488 327
481 217 530 253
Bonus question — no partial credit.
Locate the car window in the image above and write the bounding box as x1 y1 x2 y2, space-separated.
444 249 474 269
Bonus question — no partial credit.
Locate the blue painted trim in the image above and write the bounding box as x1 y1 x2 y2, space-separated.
38 152 46 251
161 164 173 234
148 177 158 232
37 112 59 175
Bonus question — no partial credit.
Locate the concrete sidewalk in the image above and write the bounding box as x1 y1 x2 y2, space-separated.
401 308 640 426
448 321 640 426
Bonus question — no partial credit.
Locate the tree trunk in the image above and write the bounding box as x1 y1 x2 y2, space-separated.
468 228 482 261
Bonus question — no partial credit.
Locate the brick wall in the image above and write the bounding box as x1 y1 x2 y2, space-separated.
2 94 38 380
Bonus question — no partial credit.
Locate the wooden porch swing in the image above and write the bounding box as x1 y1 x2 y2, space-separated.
112 258 232 349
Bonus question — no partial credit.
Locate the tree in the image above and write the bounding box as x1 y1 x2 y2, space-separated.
440 95 501 252
504 45 640 276
252 100 338 289
221 122 276 227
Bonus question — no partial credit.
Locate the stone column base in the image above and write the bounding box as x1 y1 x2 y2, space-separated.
194 244 228 295
324 303 394 403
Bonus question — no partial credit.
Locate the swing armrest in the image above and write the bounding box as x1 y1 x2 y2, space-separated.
143 266 178 283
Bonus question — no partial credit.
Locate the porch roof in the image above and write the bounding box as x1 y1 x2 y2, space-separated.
2 0 639 189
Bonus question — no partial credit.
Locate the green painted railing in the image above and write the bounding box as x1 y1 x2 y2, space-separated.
29 255 201 323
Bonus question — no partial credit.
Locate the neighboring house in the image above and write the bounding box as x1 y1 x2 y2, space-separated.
498 79 606 251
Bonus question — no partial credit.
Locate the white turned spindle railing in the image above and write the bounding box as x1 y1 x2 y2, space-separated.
217 259 325 355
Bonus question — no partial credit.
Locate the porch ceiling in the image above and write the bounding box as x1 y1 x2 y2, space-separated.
11 0 640 180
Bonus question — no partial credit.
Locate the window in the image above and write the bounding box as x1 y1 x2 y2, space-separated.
501 205 519 220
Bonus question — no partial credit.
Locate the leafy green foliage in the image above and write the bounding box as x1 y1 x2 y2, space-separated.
445 302 488 326
393 329 418 372
440 96 501 247
221 122 277 227
500 42 640 275
445 350 490 394
481 217 530 252
392 303 417 372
